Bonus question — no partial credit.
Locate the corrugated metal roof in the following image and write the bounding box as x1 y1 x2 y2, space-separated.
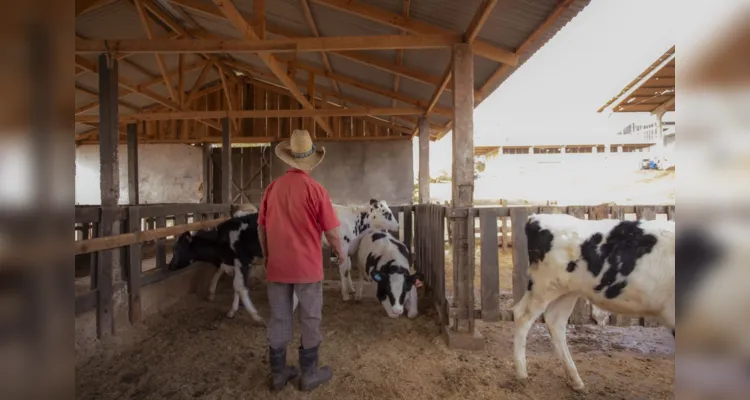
76 0 592 140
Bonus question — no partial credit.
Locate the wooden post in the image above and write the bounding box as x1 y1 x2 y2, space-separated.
511 207 530 305
479 208 500 321
445 43 483 350
96 53 118 339
202 143 212 203
221 118 232 204
127 207 142 324
127 123 139 205
418 117 430 203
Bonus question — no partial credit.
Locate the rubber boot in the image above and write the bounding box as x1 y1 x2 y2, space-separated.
298 345 332 391
269 346 299 391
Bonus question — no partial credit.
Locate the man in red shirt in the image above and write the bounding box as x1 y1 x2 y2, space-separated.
258 129 345 392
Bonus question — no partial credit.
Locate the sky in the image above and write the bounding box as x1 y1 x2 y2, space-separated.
416 0 677 175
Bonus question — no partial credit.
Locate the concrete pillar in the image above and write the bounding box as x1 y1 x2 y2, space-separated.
418 117 430 203
528 147 533 154
654 110 665 158
618 145 623 153
447 43 484 350
221 118 232 204
592 146 597 153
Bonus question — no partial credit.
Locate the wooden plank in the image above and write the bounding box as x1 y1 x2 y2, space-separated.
75 207 102 223
479 208 500 321
155 216 166 269
203 143 211 203
566 206 589 324
253 86 265 136
510 207 529 305
500 214 508 252
403 205 413 265
637 206 660 327
127 207 142 323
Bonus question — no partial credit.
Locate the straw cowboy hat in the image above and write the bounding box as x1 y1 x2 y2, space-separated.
275 129 326 170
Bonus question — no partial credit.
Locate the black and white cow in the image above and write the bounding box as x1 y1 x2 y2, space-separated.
354 229 423 319
322 199 400 302
513 213 675 391
168 210 266 322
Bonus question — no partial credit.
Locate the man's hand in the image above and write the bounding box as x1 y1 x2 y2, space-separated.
336 254 346 266
324 228 346 267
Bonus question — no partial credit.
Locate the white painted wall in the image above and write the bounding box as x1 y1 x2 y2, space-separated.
75 144 204 205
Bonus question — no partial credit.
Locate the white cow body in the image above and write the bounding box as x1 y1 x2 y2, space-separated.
354 229 422 319
513 213 675 391
321 199 399 301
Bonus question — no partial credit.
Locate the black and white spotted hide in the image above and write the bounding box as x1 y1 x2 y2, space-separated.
167 212 266 323
324 198 400 302
355 229 422 319
513 213 675 391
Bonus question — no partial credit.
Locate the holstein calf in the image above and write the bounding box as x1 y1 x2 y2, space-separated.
322 199 400 301
168 210 268 322
513 213 675 391
355 229 423 318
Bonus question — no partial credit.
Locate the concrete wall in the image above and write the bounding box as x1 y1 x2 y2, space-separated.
271 140 414 206
75 144 204 205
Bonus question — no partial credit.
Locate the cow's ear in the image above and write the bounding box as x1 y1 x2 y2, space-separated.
369 198 379 207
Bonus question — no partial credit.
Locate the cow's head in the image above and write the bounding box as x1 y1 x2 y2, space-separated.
168 231 196 271
371 260 424 317
367 198 399 232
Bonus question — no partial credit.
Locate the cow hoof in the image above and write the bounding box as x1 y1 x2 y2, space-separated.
206 293 215 301
407 312 418 319
571 383 586 392
226 311 236 319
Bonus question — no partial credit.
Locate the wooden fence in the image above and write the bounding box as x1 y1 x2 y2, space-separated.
74 203 233 338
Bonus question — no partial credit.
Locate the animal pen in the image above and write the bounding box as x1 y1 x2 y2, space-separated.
72 0 627 358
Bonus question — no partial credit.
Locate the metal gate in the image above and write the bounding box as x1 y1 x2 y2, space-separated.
212 145 272 205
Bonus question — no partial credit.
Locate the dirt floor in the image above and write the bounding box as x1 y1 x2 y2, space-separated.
76 275 675 400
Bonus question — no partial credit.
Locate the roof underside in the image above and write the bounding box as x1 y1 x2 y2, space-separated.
598 45 675 114
76 0 591 141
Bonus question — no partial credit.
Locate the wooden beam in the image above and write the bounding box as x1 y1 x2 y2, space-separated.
288 60 452 116
299 0 342 96
134 0 179 102
127 123 140 204
417 0 497 137
254 0 266 39
310 0 518 66
391 0 411 123
186 61 212 104
76 107 424 122
78 134 411 145
221 118 231 204
211 0 333 136
418 116 430 203
75 34 464 54
477 0 574 102
168 0 442 89
75 83 140 112
217 63 240 133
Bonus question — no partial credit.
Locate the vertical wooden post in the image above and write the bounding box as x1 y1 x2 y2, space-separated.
221 118 232 204
480 208 500 321
127 207 142 324
445 43 483 350
511 207 530 305
127 123 139 205
96 53 119 339
202 143 212 203
418 117 430 203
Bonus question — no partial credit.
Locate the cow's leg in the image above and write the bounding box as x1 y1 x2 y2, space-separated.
354 260 366 302
338 257 353 301
345 256 356 295
233 262 264 324
405 286 419 319
512 288 553 382
207 264 230 301
544 292 585 391
292 292 299 315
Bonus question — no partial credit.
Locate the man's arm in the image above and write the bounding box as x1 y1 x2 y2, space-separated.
323 228 345 265
258 225 268 260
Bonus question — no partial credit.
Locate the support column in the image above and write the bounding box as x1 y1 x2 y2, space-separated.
654 110 665 159
418 117 430 203
446 43 484 350
127 123 139 205
221 118 232 204
202 143 212 203
97 53 119 339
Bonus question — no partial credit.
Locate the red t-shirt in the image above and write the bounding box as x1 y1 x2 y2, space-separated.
258 168 340 283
